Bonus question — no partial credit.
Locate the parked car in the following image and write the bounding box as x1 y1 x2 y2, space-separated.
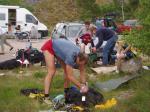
51 22 84 44
117 19 142 34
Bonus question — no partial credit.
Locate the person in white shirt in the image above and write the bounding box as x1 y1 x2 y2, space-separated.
30 26 38 39
75 21 92 53
0 26 13 55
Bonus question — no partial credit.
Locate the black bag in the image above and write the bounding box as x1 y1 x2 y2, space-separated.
16 48 44 64
16 49 29 60
0 59 21 70
20 88 43 96
28 48 44 64
65 87 104 107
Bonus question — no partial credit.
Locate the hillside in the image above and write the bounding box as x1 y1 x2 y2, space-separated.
0 0 113 30
96 0 113 4
33 0 81 30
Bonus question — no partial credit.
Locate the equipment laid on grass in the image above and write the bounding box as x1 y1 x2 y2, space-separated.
95 74 141 92
0 59 21 69
95 98 117 109
16 48 45 65
65 87 104 107
91 66 117 74
20 88 43 96
0 48 45 70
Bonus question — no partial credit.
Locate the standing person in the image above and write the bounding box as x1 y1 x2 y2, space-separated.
0 27 13 55
30 26 38 39
76 21 91 44
41 38 89 104
95 17 104 29
76 21 92 53
90 26 118 66
77 21 91 37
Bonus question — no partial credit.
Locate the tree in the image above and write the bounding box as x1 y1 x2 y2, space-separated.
76 0 100 19
124 0 150 56
0 0 22 5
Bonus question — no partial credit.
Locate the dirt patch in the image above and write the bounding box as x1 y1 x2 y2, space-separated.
116 89 135 100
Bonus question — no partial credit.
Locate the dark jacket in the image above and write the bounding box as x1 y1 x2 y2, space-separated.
92 27 115 49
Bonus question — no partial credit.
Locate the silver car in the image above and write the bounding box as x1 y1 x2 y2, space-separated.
51 22 84 44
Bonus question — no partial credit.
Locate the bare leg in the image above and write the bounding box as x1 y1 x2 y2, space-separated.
0 35 5 53
57 58 70 88
43 51 56 95
79 65 86 84
80 43 85 53
3 36 13 48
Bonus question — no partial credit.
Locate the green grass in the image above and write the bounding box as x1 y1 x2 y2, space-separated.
0 66 150 112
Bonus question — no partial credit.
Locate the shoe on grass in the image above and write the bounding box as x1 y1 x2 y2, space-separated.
43 97 53 105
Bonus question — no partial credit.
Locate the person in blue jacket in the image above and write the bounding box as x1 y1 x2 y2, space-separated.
90 26 118 66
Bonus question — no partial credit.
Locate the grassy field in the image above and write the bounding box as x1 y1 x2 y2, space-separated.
0 65 150 112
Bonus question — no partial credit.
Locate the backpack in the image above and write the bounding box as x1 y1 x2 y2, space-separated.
65 87 104 107
28 48 44 64
16 48 44 64
0 59 21 70
20 88 43 96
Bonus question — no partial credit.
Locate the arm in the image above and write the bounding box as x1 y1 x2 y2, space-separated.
95 32 103 49
79 64 86 84
66 65 81 88
91 39 95 47
123 45 131 53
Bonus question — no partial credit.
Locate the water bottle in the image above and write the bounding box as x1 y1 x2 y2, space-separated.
52 94 64 103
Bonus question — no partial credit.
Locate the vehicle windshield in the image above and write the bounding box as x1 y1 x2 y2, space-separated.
68 25 83 38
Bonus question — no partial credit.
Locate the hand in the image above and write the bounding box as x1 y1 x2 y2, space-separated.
116 53 126 59
75 38 79 44
91 47 96 53
80 84 88 93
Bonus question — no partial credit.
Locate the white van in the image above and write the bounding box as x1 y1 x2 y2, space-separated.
0 5 48 38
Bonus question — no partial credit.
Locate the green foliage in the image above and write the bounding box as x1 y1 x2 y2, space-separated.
129 0 139 8
33 71 46 78
0 0 22 5
123 0 150 56
76 0 101 20
123 71 150 112
99 4 119 16
0 0 33 11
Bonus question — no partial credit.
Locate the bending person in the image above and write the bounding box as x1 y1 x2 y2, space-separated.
41 38 89 104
